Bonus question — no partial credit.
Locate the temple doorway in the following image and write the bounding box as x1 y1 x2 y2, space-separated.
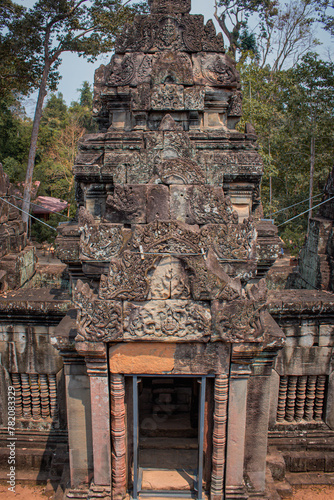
131 376 208 499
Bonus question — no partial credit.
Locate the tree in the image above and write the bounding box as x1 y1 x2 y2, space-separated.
238 54 334 251
3 0 145 225
315 0 334 36
214 0 278 59
257 0 319 72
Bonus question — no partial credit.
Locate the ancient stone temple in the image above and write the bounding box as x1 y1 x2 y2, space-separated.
56 0 286 498
0 1 333 499
287 166 334 291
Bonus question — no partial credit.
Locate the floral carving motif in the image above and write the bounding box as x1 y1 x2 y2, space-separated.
181 15 203 52
74 280 123 342
124 300 211 340
155 158 205 184
99 252 157 301
212 280 268 342
200 216 257 261
80 223 124 261
150 84 184 110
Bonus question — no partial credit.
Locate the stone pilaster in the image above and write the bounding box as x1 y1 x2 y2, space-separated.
62 350 93 487
225 363 251 500
244 353 277 494
85 344 111 487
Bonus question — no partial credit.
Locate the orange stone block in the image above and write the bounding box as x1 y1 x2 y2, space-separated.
109 342 176 374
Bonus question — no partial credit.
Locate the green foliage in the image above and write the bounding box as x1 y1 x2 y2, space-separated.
238 53 334 251
30 214 62 244
0 94 32 182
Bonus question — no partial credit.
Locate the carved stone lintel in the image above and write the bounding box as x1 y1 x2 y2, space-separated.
123 299 211 341
110 374 127 500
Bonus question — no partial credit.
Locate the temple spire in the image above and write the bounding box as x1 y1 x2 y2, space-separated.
148 0 191 14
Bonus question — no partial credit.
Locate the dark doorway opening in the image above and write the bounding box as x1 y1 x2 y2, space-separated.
132 376 207 499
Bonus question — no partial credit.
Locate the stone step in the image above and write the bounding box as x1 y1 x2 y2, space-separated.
140 437 198 450
283 450 334 473
140 468 195 491
285 472 334 486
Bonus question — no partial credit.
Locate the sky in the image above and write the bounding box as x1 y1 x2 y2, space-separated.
17 0 333 116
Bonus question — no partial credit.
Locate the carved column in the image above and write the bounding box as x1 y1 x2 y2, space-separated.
210 374 228 500
110 373 127 500
225 363 251 500
85 347 111 487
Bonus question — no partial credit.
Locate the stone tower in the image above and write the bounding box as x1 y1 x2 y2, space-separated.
56 1 284 498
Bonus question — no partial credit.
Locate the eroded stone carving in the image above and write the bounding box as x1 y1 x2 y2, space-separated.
124 299 211 340
99 252 157 301
147 256 191 299
151 51 193 85
105 185 147 223
79 222 124 261
149 0 191 14
228 91 242 116
108 54 136 86
151 84 184 110
155 158 205 184
212 279 268 342
193 54 239 87
74 280 123 342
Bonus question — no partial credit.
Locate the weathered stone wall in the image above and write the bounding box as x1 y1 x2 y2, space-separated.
0 163 37 290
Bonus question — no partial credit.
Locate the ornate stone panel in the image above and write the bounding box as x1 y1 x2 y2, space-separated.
151 51 193 85
99 252 157 301
105 185 147 223
211 280 268 342
193 54 239 87
123 299 211 341
149 0 191 14
150 84 184 110
79 223 125 261
74 281 123 342
228 91 242 116
130 220 201 255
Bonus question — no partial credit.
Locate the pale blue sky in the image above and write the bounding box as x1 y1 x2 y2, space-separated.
17 0 333 115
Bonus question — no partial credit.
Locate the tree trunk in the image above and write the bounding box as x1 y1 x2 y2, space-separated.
308 134 315 225
21 63 50 226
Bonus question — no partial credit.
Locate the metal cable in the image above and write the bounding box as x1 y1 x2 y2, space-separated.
0 196 58 232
